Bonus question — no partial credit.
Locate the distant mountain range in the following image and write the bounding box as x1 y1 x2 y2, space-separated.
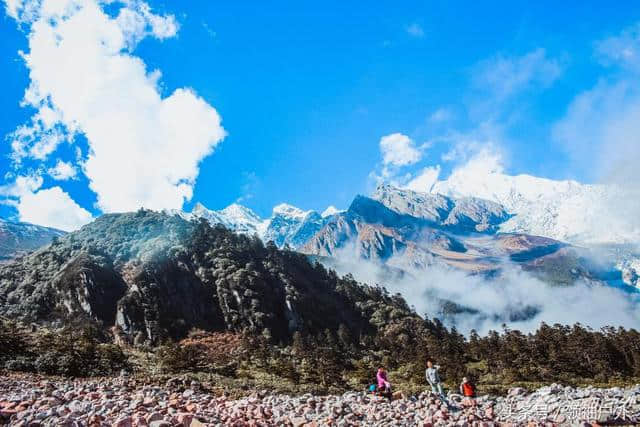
172 202 341 252
0 219 65 261
173 180 635 290
1 172 638 337
1 169 638 291
0 210 411 344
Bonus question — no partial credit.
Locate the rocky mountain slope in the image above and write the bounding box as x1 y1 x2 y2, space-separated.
261 204 330 249
0 219 65 261
0 210 414 344
161 179 637 290
181 202 333 250
300 188 605 287
372 184 511 233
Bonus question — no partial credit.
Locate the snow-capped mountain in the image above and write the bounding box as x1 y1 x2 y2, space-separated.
184 202 338 250
425 168 640 289
301 189 602 287
262 204 330 248
171 175 639 290
0 218 65 260
321 206 344 218
430 169 640 246
372 184 510 233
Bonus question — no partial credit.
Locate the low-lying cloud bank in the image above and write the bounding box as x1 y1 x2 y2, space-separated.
323 249 640 335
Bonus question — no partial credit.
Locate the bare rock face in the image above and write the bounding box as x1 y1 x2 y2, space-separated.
0 210 412 344
372 183 511 233
302 186 608 289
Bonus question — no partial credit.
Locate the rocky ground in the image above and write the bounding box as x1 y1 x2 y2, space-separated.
0 373 639 426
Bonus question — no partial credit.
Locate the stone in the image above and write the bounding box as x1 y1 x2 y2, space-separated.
291 416 307 427
176 412 193 427
113 416 133 427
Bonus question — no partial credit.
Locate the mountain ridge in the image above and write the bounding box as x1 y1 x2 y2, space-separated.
0 218 65 261
0 210 413 344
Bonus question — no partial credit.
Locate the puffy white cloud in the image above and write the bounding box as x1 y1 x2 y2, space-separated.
116 0 179 48
48 160 77 180
9 103 70 163
404 165 440 192
17 186 92 231
5 0 226 213
0 174 43 198
442 142 505 174
327 254 640 335
379 133 422 167
406 23 424 38
4 0 37 22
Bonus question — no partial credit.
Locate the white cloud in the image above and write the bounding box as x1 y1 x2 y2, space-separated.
595 22 640 72
404 165 440 192
17 187 92 231
379 133 422 167
4 0 226 213
116 0 179 49
555 23 640 188
554 80 640 182
440 135 505 169
551 24 640 247
9 103 70 163
327 254 640 335
428 107 453 123
406 23 424 38
48 160 77 180
4 0 37 22
473 48 563 101
0 174 43 198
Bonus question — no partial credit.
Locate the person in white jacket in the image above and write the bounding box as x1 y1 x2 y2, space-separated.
425 360 444 396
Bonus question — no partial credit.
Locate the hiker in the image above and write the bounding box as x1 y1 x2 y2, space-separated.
375 367 404 400
376 367 391 392
425 360 444 397
377 384 393 400
459 377 477 406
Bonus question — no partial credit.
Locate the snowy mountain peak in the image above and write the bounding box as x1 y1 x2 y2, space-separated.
188 202 264 235
430 168 639 245
371 183 509 232
220 203 262 223
187 201 325 249
321 205 343 218
0 218 65 260
189 202 227 225
272 203 311 220
372 183 453 223
191 202 210 216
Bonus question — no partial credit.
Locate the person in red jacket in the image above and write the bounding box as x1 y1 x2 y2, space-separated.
459 377 477 406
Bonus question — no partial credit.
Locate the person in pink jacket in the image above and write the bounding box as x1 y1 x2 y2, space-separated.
375 367 405 400
376 367 391 391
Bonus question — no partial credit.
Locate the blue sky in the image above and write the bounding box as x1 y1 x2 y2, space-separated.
1 0 640 230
